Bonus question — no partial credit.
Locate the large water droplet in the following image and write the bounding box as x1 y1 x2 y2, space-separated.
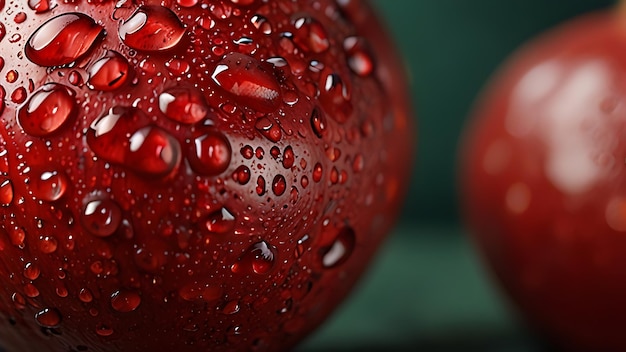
127 126 182 175
119 6 186 52
88 51 130 91
159 87 208 124
187 130 232 176
17 83 76 137
24 262 41 280
272 174 286 196
211 52 281 113
25 13 103 67
110 289 141 312
81 199 122 237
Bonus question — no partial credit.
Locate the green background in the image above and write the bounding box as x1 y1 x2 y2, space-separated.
301 1 614 351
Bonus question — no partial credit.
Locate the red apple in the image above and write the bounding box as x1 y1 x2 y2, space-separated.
461 7 626 352
0 0 413 351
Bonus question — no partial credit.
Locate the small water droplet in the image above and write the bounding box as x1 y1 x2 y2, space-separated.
24 283 40 297
165 57 190 76
204 207 235 234
25 13 103 67
231 241 276 275
11 87 27 104
241 145 254 159
14 12 27 24
222 300 240 314
344 36 374 77
31 169 69 202
292 16 329 53
232 165 251 185
17 83 76 137
35 308 61 328
272 174 286 196
81 199 122 237
255 116 282 142
88 51 130 91
95 323 114 336
159 87 208 124
110 289 141 312
0 177 14 206
119 5 186 52
11 292 26 310
79 288 93 303
176 0 199 7
310 108 327 138
251 14 272 35
187 130 232 175
312 163 323 183
256 176 266 196
282 146 295 169
24 262 40 280
39 235 58 253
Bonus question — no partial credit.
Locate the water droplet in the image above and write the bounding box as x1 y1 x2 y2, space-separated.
165 57 190 76
11 87 27 104
25 13 103 67
79 288 93 303
31 169 69 202
251 14 272 35
292 16 329 53
344 36 374 77
95 323 114 336
119 6 186 52
256 176 266 196
222 300 240 314
232 165 251 185
110 289 141 312
211 52 281 113
0 177 14 206
35 308 61 328
24 262 40 280
17 83 76 137
312 163 323 183
282 146 295 169
204 207 235 234
231 241 276 275
187 130 232 175
6 70 18 83
159 87 208 124
11 292 26 309
320 227 355 268
87 51 130 91
24 283 40 297
272 174 286 196
81 199 122 237
310 108 327 138
176 0 198 7
87 107 181 176
320 72 352 123
14 12 27 24
255 116 282 142
240 145 254 159
39 235 58 253
28 0 51 13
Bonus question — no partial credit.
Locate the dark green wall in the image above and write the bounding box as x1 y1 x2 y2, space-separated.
371 0 614 224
